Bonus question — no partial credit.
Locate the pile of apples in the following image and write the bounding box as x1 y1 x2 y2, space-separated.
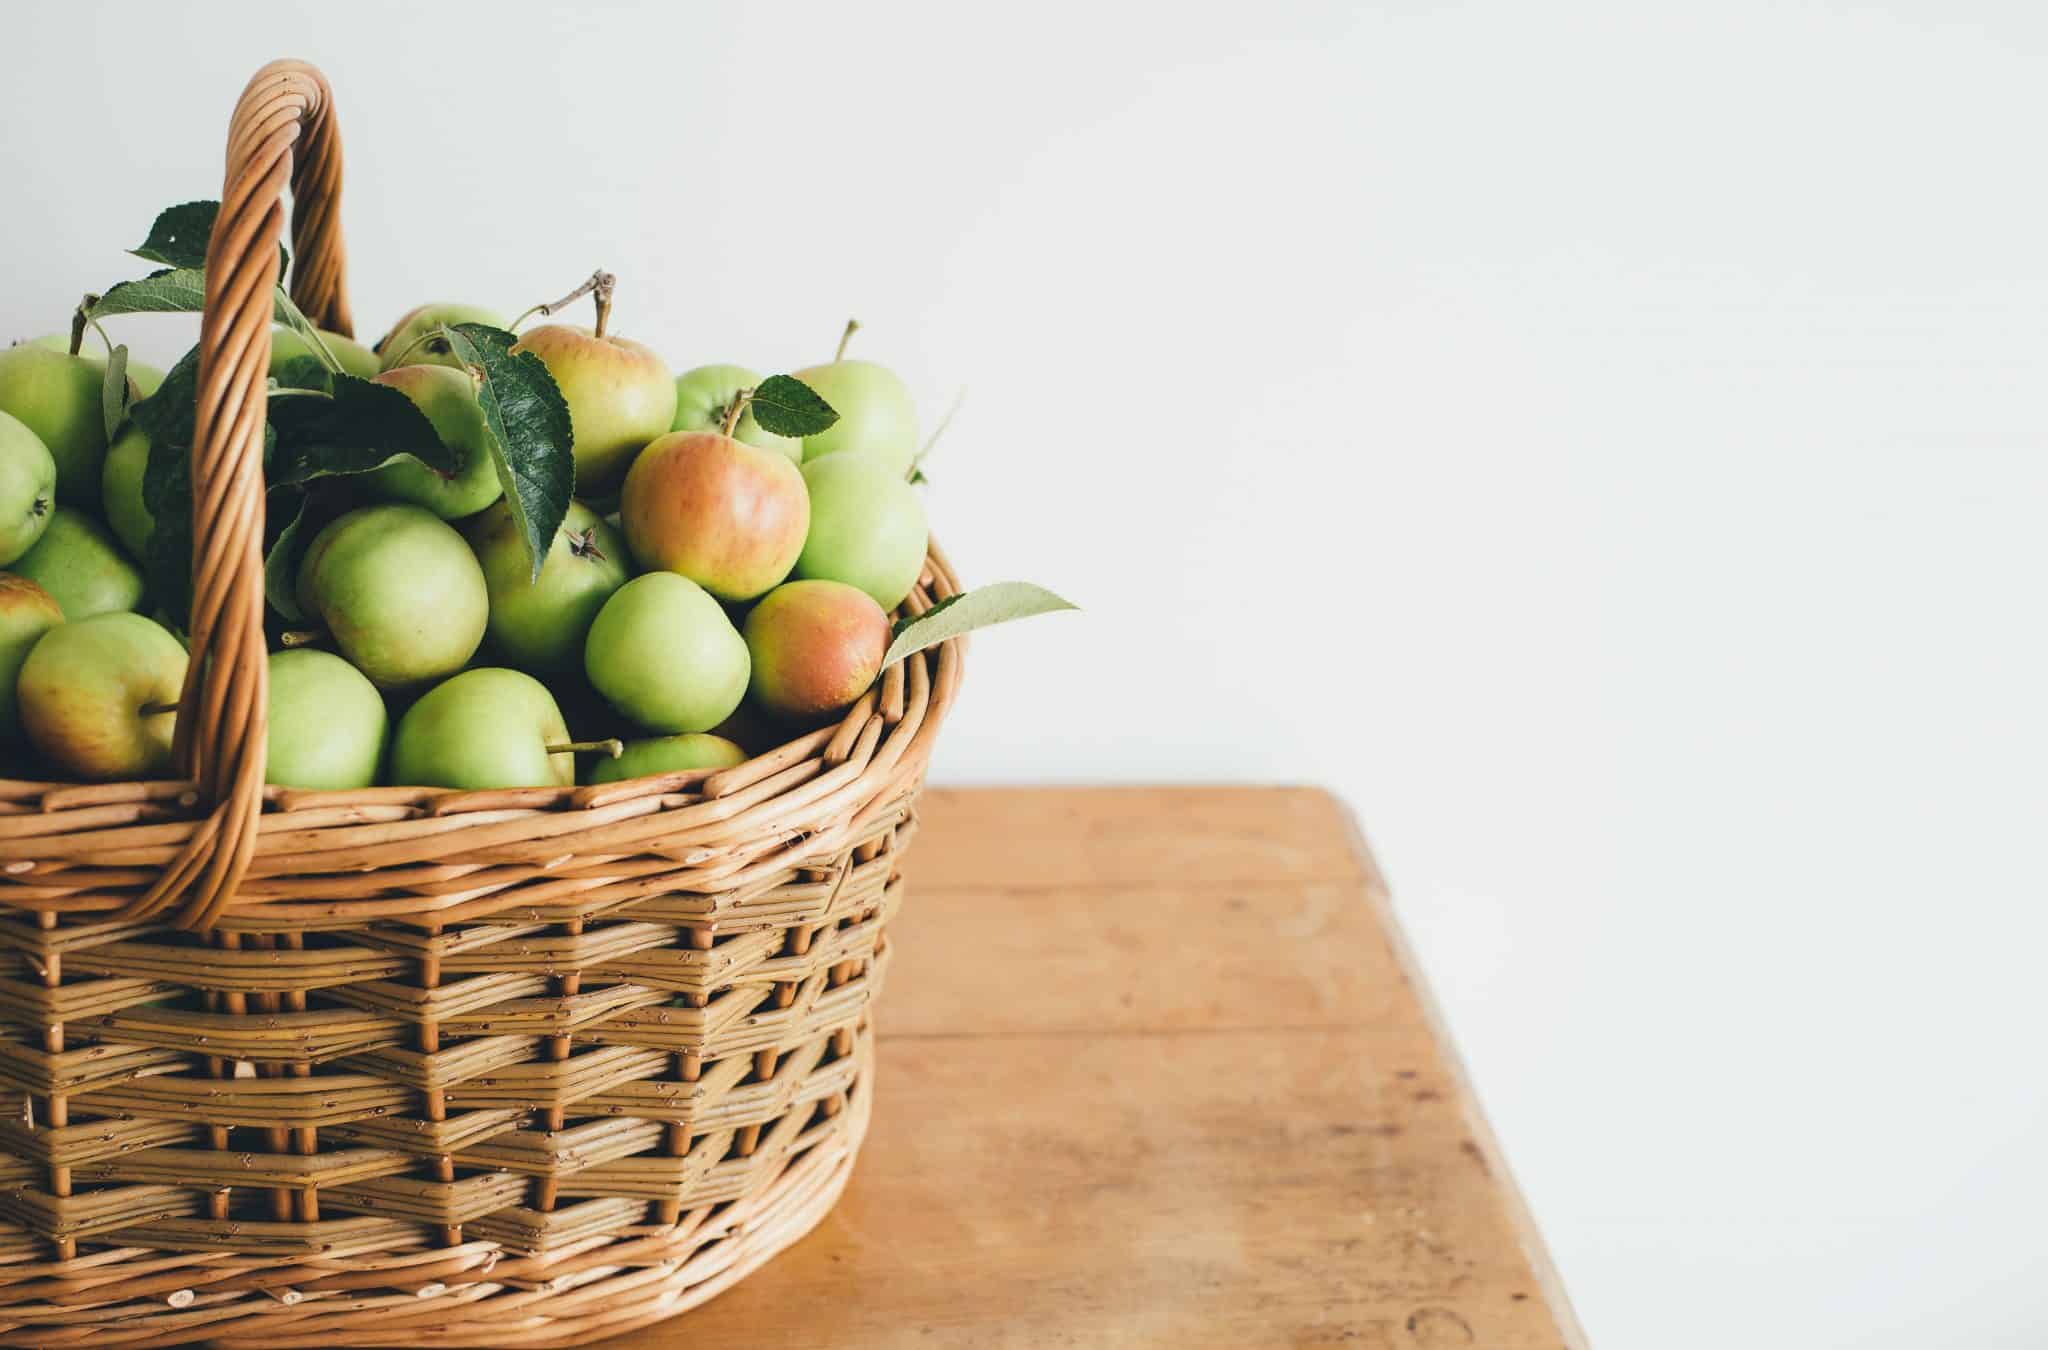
0 288 934 792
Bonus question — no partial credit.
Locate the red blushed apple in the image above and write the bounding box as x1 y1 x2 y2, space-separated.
620 430 809 603
743 579 890 723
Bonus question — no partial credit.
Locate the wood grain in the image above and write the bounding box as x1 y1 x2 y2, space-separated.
600 787 1584 1348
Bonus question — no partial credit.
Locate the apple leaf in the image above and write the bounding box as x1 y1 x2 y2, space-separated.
263 489 310 622
101 344 131 443
134 346 202 621
750 375 839 438
271 356 334 394
89 267 211 319
266 374 457 484
133 200 287 274
882 581 1078 667
441 322 574 581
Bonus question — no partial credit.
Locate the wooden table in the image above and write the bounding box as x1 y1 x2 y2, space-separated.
608 787 1585 1348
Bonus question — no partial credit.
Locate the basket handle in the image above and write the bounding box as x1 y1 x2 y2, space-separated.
128 60 352 930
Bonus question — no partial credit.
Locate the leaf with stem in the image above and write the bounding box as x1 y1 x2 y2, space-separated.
100 345 130 443
883 581 1077 667
266 374 456 484
440 322 574 581
748 374 840 439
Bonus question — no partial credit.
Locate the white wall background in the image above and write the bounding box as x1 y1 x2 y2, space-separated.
6 2 2045 1344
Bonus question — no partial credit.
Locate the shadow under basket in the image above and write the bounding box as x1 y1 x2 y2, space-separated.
0 60 963 1348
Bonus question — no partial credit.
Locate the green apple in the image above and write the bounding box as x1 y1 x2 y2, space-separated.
586 732 746 785
270 325 379 380
0 342 113 505
17 611 186 780
0 410 56 567
671 364 801 463
296 503 487 688
797 452 929 610
512 324 675 496
266 648 387 790
12 508 142 619
744 579 890 723
390 666 576 789
361 365 503 519
585 573 748 733
0 574 63 741
100 425 152 559
467 499 628 674
375 302 506 372
26 335 164 397
792 353 919 477
620 430 808 602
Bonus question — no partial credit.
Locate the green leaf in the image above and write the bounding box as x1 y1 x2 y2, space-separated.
101 344 130 443
135 346 202 622
89 268 301 325
133 200 287 273
883 581 1077 667
270 355 334 393
749 374 839 438
266 374 456 484
90 267 210 319
441 322 574 581
263 489 310 622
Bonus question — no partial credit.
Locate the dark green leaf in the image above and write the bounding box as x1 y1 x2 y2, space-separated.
101 344 130 443
750 374 840 438
264 489 311 622
133 200 287 273
271 356 334 393
266 374 456 484
136 346 202 622
442 322 573 581
883 581 1077 667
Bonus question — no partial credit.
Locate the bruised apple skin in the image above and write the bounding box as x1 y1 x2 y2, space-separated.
743 579 890 723
619 430 808 603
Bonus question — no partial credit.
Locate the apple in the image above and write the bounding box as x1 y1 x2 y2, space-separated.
25 335 164 397
584 572 748 733
0 574 63 742
0 410 56 566
375 302 506 372
12 508 143 619
16 611 186 780
743 579 890 723
100 425 153 559
671 364 801 463
792 330 919 475
619 431 808 602
266 648 387 790
269 325 379 380
361 365 504 519
467 499 628 674
512 324 675 496
585 732 746 785
0 342 114 505
389 666 578 789
796 452 929 610
296 503 487 688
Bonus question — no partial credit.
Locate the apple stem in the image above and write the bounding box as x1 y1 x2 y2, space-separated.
278 629 325 649
68 302 92 358
546 738 624 759
720 390 753 438
513 271 616 336
139 701 179 719
834 318 860 364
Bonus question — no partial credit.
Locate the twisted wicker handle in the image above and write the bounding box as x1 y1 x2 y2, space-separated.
129 60 352 930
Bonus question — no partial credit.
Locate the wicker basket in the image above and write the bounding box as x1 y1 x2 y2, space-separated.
0 60 961 1347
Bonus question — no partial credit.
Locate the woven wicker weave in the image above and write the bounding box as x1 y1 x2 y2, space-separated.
0 60 961 1347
